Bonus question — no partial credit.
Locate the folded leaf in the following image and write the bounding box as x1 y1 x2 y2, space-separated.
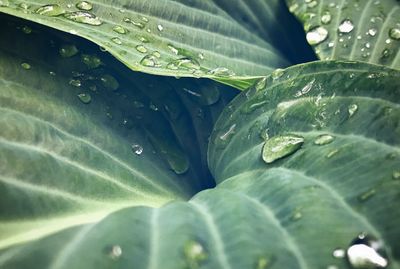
287 0 400 69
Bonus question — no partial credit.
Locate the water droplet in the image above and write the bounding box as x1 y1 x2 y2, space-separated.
328 41 335 48
291 210 302 221
256 256 274 269
35 4 65 16
381 48 390 58
368 28 377 36
168 58 200 71
135 44 147 53
271 68 284 80
294 79 315 97
59 44 79 58
0 0 9 7
141 16 149 22
314 134 334 145
198 52 205 60
255 77 267 91
321 11 332 24
219 124 236 142
100 74 119 91
21 26 32 34
333 248 346 258
184 241 207 268
69 79 81 87
392 171 400 180
338 19 354 33
167 44 179 55
326 149 339 158
348 104 358 117
106 245 122 260
389 27 400 40
152 51 161 58
49 71 56 76
358 188 376 202
306 26 328 45
262 134 304 164
307 0 318 8
347 235 388 268
64 11 102 26
20 62 31 70
111 37 122 45
81 54 102 69
140 55 160 67
138 36 149 43
131 144 143 155
76 1 93 11
207 67 235 77
157 24 163 31
77 93 91 104
112 25 128 34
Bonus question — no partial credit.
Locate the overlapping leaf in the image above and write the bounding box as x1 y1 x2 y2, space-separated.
287 0 400 69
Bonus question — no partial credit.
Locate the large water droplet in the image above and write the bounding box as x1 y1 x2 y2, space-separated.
131 144 143 155
184 241 207 268
123 17 145 29
64 11 102 25
35 4 65 16
338 19 354 33
76 1 93 11
306 26 328 45
314 134 334 145
140 55 160 67
112 25 128 34
389 28 400 40
59 44 79 58
347 234 388 268
100 74 119 91
262 134 304 164
77 93 91 104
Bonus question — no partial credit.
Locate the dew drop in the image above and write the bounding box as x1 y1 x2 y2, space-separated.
22 26 32 34
255 77 267 91
141 16 149 22
326 149 339 158
77 93 91 104
207 67 235 77
368 28 377 36
111 37 122 45
381 48 390 58
132 44 146 54
131 144 143 155
314 134 334 145
333 248 346 258
219 124 236 142
112 25 128 34
140 55 160 67
321 11 332 24
338 19 354 33
262 134 304 164
348 104 358 117
184 241 207 268
291 210 302 221
20 62 31 70
157 24 164 31
168 58 200 71
106 245 122 260
389 28 400 40
271 68 284 80
306 26 329 45
59 44 79 58
35 4 65 16
294 79 315 97
64 11 102 26
358 188 376 202
81 54 102 69
347 234 388 268
76 1 93 11
152 51 161 58
392 171 400 180
256 256 274 269
100 74 119 91
167 44 179 55
69 79 81 87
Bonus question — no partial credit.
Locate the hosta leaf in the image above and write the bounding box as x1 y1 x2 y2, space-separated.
0 0 296 90
2 61 400 269
0 15 237 250
287 0 400 69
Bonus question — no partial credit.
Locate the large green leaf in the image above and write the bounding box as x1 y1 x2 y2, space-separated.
0 14 239 250
287 0 400 69
0 0 306 89
2 60 400 268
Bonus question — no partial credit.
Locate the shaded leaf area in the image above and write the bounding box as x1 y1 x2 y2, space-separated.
209 60 400 267
0 15 236 250
0 0 305 90
287 0 400 69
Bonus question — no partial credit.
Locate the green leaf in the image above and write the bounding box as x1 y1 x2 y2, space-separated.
2 60 400 269
0 0 294 90
0 15 236 250
287 0 400 69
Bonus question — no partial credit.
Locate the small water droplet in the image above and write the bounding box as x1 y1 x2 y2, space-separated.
59 44 79 58
381 48 390 58
198 52 205 60
138 36 149 43
207 67 235 77
262 134 304 164
106 245 122 260
392 171 400 180
77 93 91 104
168 58 200 71
111 37 122 45
368 28 377 36
326 149 339 158
112 25 128 34
35 4 65 16
69 79 81 87
271 68 284 80
140 55 160 67
321 11 332 24
20 62 31 70
348 104 358 117
338 19 354 33
314 134 334 145
141 16 149 22
152 51 161 58
100 74 119 91
157 24 163 31
64 11 102 25
358 188 376 202
167 44 179 55
131 144 143 155
389 28 400 40
294 79 315 97
184 241 207 268
219 124 236 142
347 234 388 268
306 26 329 45
333 248 346 258
81 54 102 69
21 26 32 34
256 256 274 269
255 77 267 91
76 1 93 11
49 71 56 76
291 210 302 221
135 44 147 53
